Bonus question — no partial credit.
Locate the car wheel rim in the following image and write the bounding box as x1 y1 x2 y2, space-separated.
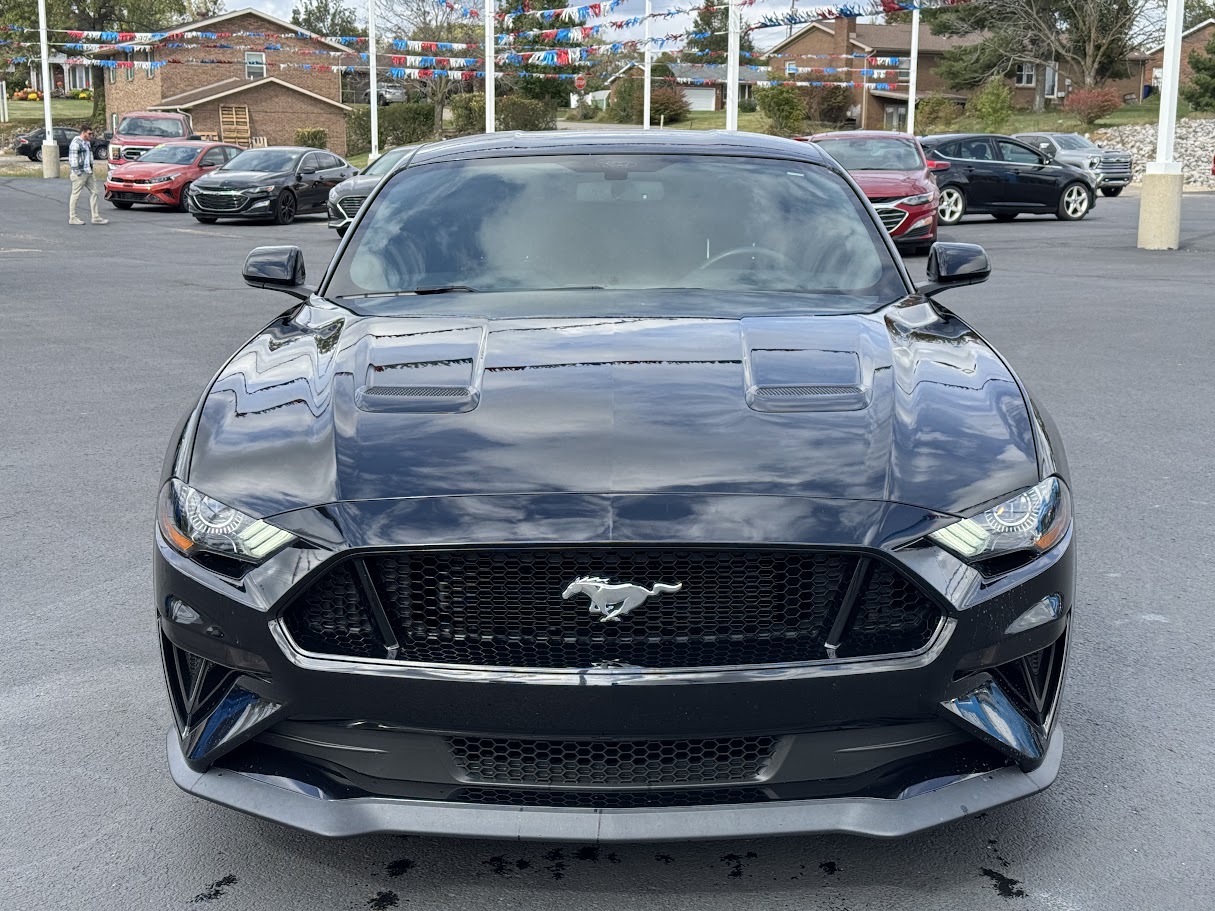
939 190 961 222
1064 186 1088 218
282 196 295 220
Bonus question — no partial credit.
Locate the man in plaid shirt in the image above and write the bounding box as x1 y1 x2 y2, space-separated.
68 125 108 226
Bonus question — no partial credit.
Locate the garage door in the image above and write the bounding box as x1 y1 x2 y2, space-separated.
683 87 717 112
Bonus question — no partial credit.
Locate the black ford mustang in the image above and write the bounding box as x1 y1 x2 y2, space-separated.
155 130 1074 841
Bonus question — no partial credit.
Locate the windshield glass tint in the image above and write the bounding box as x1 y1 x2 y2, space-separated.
363 146 413 176
1053 134 1096 150
222 149 302 172
814 138 923 171
326 154 904 311
135 145 199 165
117 117 186 138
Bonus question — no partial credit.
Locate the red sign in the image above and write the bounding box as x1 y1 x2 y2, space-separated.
574 74 587 90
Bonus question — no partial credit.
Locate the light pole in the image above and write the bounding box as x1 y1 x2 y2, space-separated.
37 0 59 178
905 7 920 134
485 0 495 132
725 0 739 131
367 0 379 160
643 0 652 129
1137 0 1186 249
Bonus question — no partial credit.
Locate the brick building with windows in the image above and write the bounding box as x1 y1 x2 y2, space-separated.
766 19 1148 131
99 7 351 154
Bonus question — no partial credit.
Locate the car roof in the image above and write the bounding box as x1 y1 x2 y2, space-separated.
407 130 838 168
920 133 1022 144
804 130 919 142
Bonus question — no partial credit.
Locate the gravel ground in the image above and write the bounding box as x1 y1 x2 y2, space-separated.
1 178 1213 911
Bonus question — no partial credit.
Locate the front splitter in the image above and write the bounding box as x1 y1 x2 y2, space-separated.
166 727 1063 842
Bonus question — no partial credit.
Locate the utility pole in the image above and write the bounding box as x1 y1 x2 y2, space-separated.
725 0 739 131
37 0 60 178
367 0 379 159
643 0 651 129
1137 0 1186 249
485 0 495 132
906 7 920 134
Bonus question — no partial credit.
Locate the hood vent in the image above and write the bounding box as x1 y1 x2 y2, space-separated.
356 384 478 413
749 384 870 412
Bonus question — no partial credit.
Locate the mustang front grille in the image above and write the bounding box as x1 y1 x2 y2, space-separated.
448 735 780 786
337 195 366 218
281 548 944 670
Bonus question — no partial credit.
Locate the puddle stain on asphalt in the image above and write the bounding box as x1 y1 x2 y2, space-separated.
368 890 400 909
720 851 758 879
654 853 675 864
544 848 567 880
820 861 840 876
980 867 1027 899
188 875 238 904
481 856 534 877
386 858 415 877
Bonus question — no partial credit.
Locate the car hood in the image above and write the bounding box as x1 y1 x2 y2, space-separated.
107 162 192 180
333 174 383 197
184 299 1040 520
848 171 930 200
194 170 289 189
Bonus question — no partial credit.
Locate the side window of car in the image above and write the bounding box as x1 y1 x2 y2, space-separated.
933 143 961 160
997 140 1044 164
200 149 225 167
958 139 994 161
319 153 341 170
300 152 320 173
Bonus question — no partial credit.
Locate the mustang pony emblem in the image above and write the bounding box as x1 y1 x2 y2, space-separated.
561 577 683 622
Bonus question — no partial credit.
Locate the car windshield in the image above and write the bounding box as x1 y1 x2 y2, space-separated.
117 116 186 138
135 145 200 165
362 146 414 177
813 138 923 171
221 149 303 172
1053 134 1097 150
325 154 905 314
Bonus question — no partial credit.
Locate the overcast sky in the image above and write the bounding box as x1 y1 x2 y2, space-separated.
240 0 832 52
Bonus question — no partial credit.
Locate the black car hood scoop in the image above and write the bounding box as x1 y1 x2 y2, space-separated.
743 326 874 412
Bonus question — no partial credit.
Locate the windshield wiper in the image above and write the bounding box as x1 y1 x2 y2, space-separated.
414 285 477 295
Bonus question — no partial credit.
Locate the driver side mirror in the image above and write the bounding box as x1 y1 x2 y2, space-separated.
243 246 314 300
1037 142 1055 159
919 243 990 296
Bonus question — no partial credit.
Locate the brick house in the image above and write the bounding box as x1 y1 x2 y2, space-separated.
99 8 351 154
766 19 1147 130
1142 18 1215 92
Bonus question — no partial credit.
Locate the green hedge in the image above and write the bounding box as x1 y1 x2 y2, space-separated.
294 128 328 149
495 96 557 131
450 93 487 134
347 102 436 155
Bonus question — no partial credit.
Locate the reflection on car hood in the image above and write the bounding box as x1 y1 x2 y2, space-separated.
332 174 384 198
185 298 1039 519
107 162 191 180
849 171 931 199
194 170 289 189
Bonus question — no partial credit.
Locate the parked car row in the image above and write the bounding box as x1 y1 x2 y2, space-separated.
12 125 109 162
799 130 1135 250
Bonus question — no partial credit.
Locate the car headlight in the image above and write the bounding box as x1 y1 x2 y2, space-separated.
1088 157 1102 170
244 185 278 196
158 479 295 563
929 477 1070 561
149 173 180 184
328 187 339 201
899 193 934 207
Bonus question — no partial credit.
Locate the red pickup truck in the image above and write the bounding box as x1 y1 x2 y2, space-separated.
108 111 199 169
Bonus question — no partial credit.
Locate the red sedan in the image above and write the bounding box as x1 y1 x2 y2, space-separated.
104 141 243 211
801 131 949 255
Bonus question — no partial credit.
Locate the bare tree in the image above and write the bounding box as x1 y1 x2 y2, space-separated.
376 0 480 133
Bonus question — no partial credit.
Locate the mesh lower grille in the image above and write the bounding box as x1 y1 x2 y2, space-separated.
282 548 942 669
449 786 770 809
193 192 244 211
448 736 779 785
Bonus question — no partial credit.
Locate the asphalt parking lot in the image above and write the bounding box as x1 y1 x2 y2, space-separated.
2 178 1213 911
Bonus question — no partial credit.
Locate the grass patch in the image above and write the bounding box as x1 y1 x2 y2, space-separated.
347 152 369 170
948 94 1194 135
2 98 96 126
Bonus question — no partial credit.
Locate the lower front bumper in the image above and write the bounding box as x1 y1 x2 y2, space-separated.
167 725 1063 841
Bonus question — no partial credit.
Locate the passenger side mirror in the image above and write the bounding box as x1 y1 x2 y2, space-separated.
243 246 314 300
919 243 991 296
926 159 950 172
188 134 202 141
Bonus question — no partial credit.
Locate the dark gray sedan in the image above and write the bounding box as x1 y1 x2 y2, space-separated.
327 144 421 236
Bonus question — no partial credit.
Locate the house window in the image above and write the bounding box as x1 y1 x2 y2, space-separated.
785 61 797 76
1152 67 1163 87
883 104 907 131
245 52 266 80
1015 63 1036 87
146 51 156 79
1044 66 1058 98
125 53 135 81
107 65 116 84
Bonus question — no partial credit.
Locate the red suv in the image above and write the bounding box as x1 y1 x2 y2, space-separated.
104 141 243 211
108 111 197 169
801 131 948 256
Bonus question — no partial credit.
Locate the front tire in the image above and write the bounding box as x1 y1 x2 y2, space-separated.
110 200 133 210
1057 182 1092 221
193 215 218 224
1101 186 1124 198
177 182 192 211
273 190 297 226
33 148 43 162
937 186 966 226
335 225 348 238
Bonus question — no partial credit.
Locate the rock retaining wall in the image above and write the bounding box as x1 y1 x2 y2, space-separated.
1093 119 1215 188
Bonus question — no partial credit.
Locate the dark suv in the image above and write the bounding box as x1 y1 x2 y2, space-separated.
921 133 1098 225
